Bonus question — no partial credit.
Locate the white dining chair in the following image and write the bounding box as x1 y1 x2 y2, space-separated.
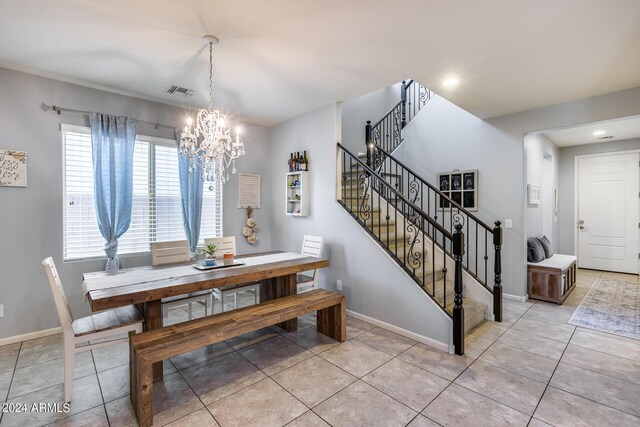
204 236 260 312
151 240 211 321
297 235 324 292
42 257 144 403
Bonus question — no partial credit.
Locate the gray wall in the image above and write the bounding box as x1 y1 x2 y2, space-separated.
524 133 559 249
269 103 452 347
557 138 640 255
0 68 270 339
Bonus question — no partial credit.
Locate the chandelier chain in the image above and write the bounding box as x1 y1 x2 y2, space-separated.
208 42 214 111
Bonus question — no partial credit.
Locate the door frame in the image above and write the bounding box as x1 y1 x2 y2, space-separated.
573 149 640 272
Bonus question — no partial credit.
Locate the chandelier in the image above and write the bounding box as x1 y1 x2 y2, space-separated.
180 35 245 183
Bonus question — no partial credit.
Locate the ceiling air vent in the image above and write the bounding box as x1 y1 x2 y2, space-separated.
598 136 614 140
166 85 194 96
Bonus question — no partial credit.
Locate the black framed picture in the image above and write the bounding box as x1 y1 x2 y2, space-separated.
436 169 478 211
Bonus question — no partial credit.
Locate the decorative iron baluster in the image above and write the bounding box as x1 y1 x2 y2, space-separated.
405 210 423 272
357 171 371 223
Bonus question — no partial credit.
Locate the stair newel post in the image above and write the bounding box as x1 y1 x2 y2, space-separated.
493 221 503 322
365 120 373 167
400 80 407 128
452 219 465 355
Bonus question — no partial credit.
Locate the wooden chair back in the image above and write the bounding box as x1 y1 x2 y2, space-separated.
301 235 324 279
42 257 74 333
150 240 191 266
204 236 236 257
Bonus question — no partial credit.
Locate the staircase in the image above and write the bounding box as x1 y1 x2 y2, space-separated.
337 80 503 355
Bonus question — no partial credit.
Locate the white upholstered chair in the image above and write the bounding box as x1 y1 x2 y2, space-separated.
297 235 324 292
204 236 259 312
42 257 144 403
150 240 211 321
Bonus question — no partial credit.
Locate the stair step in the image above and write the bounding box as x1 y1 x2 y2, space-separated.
446 299 488 334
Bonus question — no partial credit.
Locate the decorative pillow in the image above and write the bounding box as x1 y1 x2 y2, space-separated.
527 238 545 263
538 235 553 258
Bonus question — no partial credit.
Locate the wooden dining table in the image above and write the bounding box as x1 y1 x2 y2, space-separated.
82 251 329 381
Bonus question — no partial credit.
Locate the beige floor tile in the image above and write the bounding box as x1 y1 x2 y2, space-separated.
224 327 280 350
527 418 553 427
239 335 314 376
345 316 376 339
315 380 417 427
271 356 356 407
0 344 20 373
422 383 530 427
48 405 109 427
561 344 640 386
362 358 449 412
511 317 575 343
8 352 95 399
599 271 639 283
106 374 203 426
91 342 129 372
406 414 441 427
96 360 176 404
284 327 340 354
478 342 557 383
570 328 640 362
0 370 14 401
466 321 509 342
496 329 566 359
1 375 103 427
208 378 307 427
398 343 473 381
170 341 234 371
181 352 266 405
164 408 220 426
286 411 330 427
521 304 574 325
319 340 393 377
463 335 493 359
354 327 416 356
15 334 64 368
534 386 640 427
454 361 546 415
550 362 640 417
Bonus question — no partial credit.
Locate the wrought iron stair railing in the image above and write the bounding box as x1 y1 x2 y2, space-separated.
338 143 468 355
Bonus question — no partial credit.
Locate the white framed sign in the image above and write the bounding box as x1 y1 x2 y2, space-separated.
527 184 541 205
0 149 27 187
237 172 261 208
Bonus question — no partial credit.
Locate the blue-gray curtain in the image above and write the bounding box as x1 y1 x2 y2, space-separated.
90 113 137 271
178 137 204 255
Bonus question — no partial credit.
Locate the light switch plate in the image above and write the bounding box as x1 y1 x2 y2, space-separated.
505 219 513 229
0 304 4 318
337 280 343 291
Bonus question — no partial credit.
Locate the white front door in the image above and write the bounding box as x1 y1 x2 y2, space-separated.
577 152 639 274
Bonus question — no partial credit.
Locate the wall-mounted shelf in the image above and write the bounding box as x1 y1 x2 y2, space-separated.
286 171 309 216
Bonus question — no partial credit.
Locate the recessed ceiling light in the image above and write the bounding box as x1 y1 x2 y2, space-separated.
442 78 459 87
593 130 606 136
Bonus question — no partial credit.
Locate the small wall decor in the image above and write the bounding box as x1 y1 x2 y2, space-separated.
0 149 27 187
238 172 261 208
436 169 478 211
527 184 541 205
242 207 260 244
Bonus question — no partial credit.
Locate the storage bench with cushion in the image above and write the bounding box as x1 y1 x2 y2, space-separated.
527 254 577 303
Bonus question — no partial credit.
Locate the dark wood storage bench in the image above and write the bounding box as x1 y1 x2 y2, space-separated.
527 254 577 304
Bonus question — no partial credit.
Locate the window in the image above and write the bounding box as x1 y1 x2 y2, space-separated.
62 125 222 260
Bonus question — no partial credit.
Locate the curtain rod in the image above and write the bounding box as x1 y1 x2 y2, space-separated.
41 103 179 131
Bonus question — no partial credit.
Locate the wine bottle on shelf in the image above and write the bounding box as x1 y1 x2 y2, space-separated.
301 150 308 171
295 152 300 171
288 153 293 172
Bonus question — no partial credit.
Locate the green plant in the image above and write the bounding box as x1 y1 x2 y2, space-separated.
201 243 217 257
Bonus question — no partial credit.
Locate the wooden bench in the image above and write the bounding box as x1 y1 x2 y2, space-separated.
527 254 577 304
129 289 345 427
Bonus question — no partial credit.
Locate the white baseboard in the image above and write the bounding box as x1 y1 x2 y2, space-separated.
346 309 451 353
503 293 529 302
0 327 62 347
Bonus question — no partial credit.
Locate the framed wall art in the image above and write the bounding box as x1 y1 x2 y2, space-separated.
527 184 541 205
0 149 27 187
436 169 478 211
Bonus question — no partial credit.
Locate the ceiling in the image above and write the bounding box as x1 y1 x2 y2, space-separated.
543 115 640 147
1 0 640 126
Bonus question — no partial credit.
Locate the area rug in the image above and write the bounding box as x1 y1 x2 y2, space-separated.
568 278 639 339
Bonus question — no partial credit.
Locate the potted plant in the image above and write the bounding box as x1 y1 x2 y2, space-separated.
202 243 217 266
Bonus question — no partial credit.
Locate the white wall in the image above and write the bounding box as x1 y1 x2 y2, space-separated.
269 103 452 347
0 68 270 340
557 137 640 255
524 133 559 248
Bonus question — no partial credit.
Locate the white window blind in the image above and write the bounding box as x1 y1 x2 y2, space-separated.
62 125 222 261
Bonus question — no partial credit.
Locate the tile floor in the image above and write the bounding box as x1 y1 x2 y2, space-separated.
1 270 640 426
